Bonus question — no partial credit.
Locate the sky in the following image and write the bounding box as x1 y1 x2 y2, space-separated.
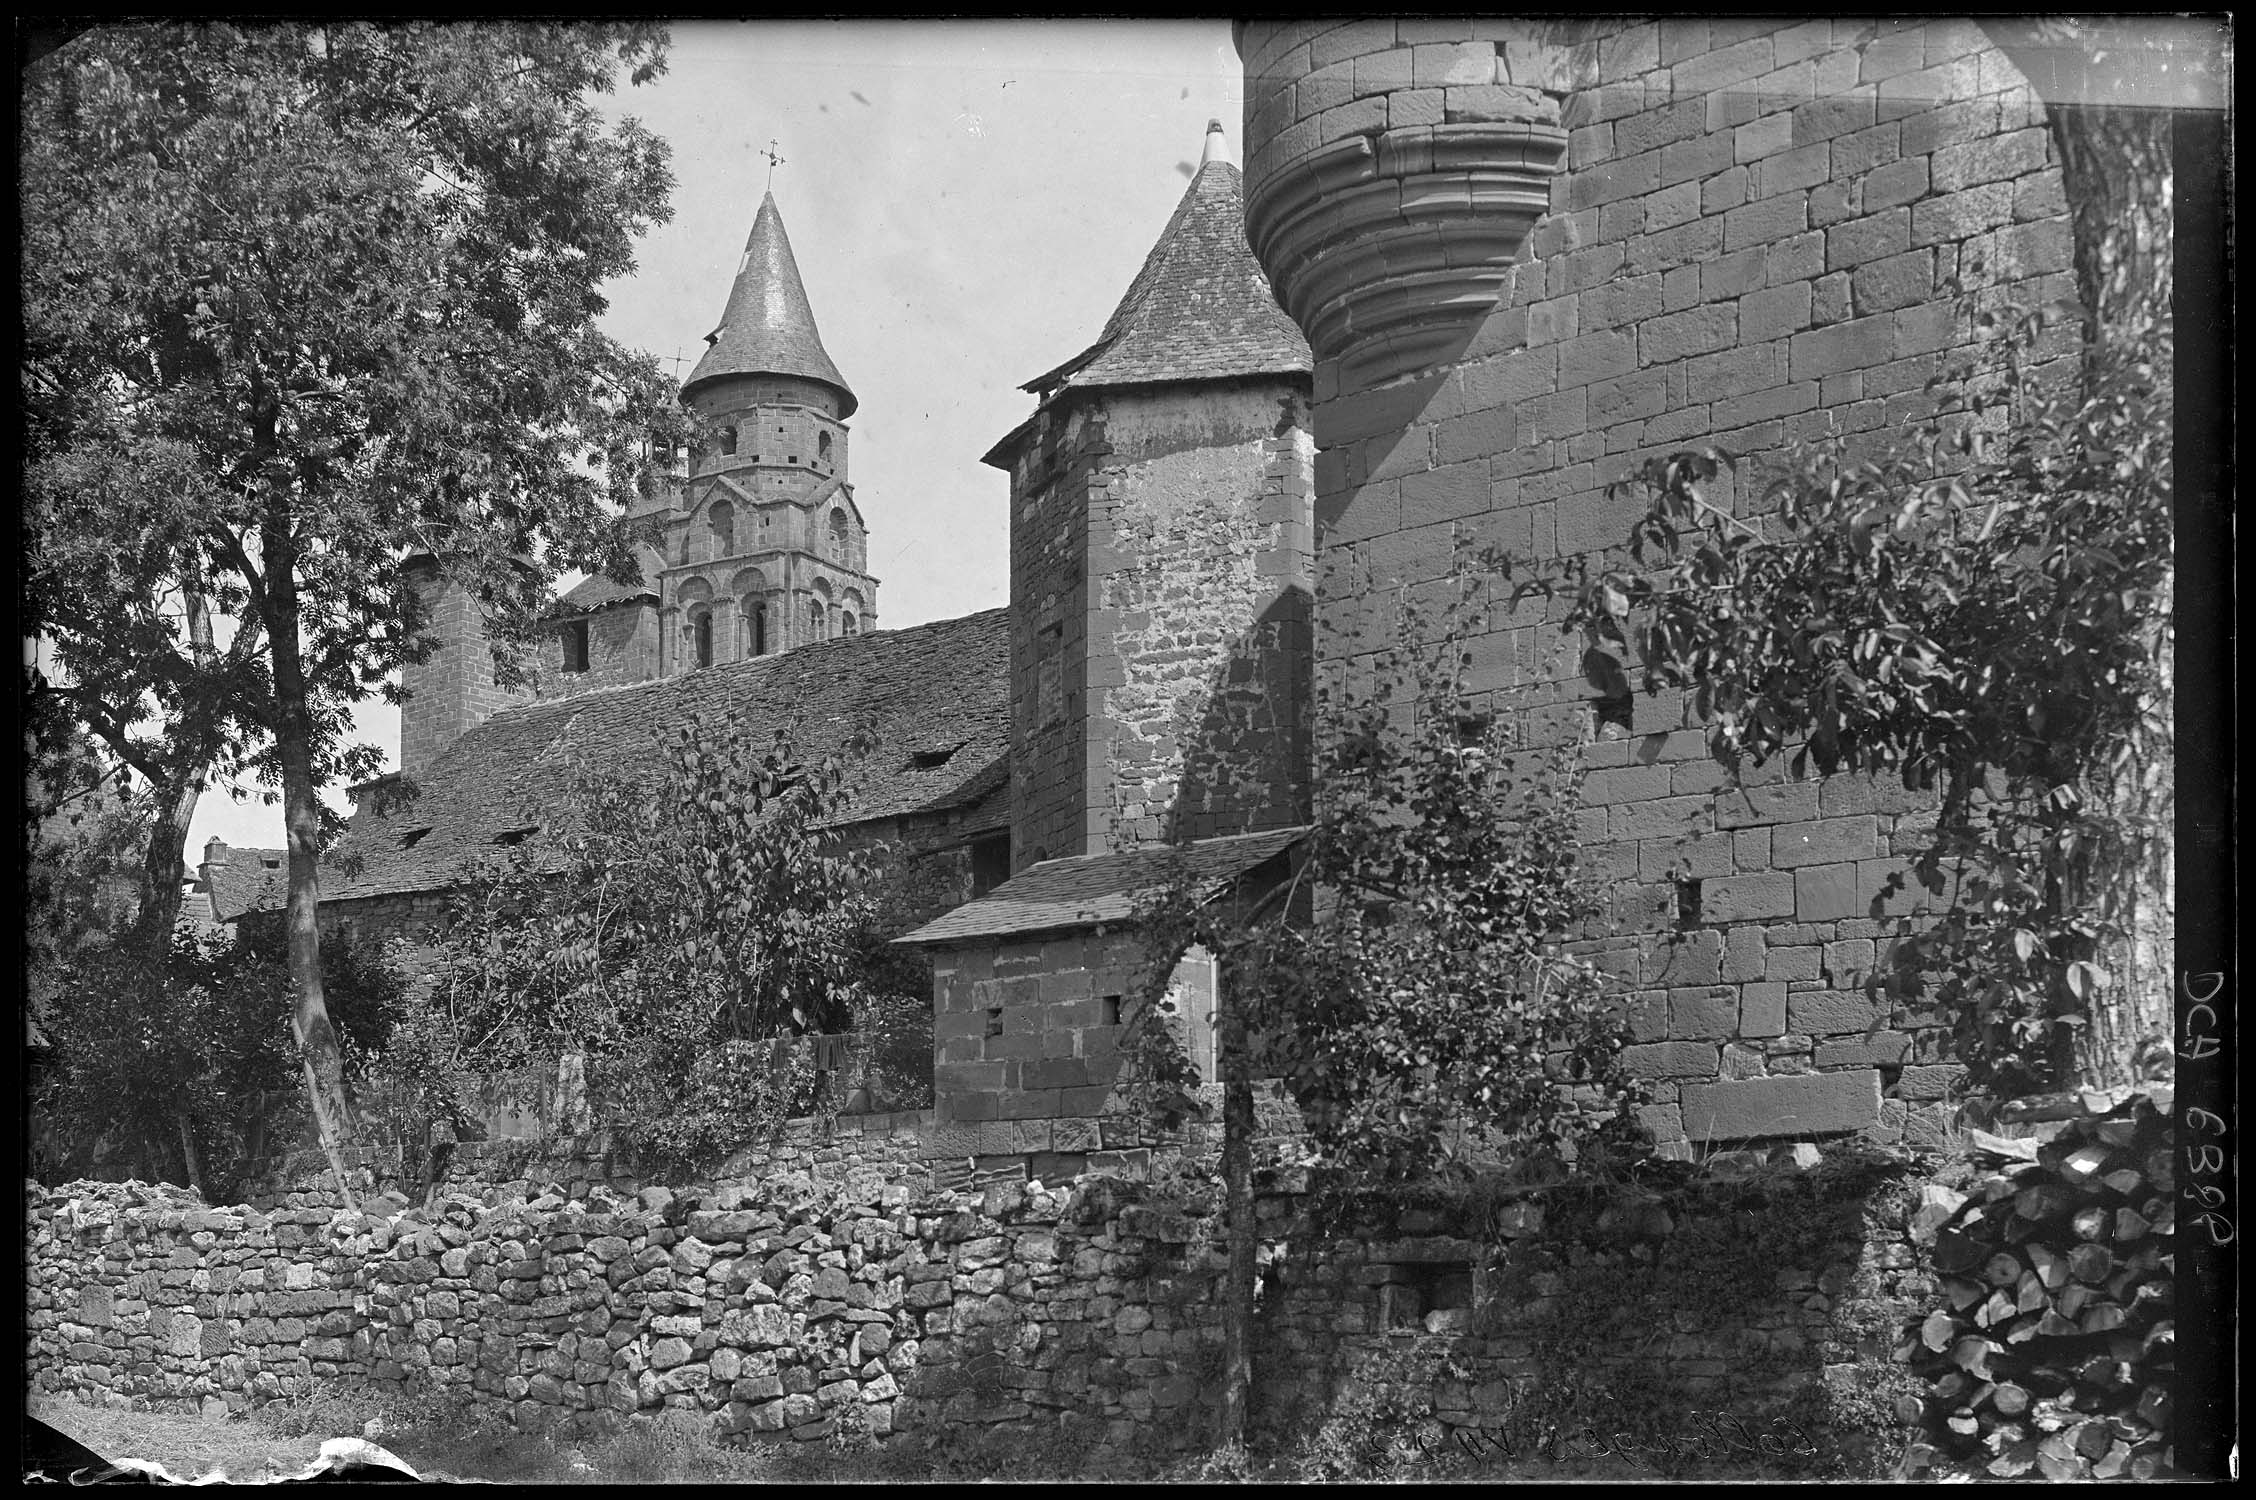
187 18 1246 856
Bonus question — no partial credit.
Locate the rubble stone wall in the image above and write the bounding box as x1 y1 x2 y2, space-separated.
27 1151 1942 1470
1002 383 1315 873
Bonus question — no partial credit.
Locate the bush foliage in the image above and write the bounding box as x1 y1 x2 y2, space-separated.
386 711 929 1174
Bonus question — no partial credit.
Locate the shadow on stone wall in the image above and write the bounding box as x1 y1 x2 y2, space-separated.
1166 582 1315 844
1244 1149 1931 1480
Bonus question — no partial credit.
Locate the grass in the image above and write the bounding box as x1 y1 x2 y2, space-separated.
30 1387 807 1485
32 1392 333 1484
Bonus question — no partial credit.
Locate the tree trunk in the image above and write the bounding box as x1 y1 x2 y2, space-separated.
2050 103 2175 1094
1217 981 1257 1453
261 512 360 1210
177 1114 206 1199
1980 22 2176 1092
132 587 221 956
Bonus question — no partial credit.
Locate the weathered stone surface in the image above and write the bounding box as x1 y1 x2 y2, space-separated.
1679 1069 1882 1141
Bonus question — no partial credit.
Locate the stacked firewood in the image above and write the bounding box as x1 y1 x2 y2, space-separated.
1902 1095 2174 1480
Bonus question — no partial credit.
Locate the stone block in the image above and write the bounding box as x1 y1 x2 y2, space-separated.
1702 871 1796 923
1413 41 1498 88
1815 1031 1909 1067
1739 280 1812 343
1756 141 1830 198
1644 930 1723 987
1765 943 1822 982
1584 763 1671 805
1822 937 1876 987
1621 1040 1719 1080
1610 795 1708 842
1851 248 1934 314
1786 989 1873 1035
1793 863 1859 920
1699 246 1767 302
1740 982 1788 1038
1721 925 1767 983
1713 780 1818 828
1668 987 1739 1041
1895 1064 1967 1102
1770 814 1879 868
1558 330 1638 389
1724 194 1807 251
920 1120 1051 1160
1679 1069 1881 1142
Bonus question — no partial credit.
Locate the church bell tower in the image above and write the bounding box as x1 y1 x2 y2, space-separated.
660 190 879 673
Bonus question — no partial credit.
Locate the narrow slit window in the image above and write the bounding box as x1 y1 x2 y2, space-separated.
1102 995 1122 1027
562 619 590 674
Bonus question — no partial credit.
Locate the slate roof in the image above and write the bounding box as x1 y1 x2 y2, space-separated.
548 543 666 618
311 608 1011 905
204 847 287 922
893 827 1307 947
684 191 857 417
1021 154 1311 397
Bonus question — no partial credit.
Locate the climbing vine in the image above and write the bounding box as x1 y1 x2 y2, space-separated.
1492 271 2172 1095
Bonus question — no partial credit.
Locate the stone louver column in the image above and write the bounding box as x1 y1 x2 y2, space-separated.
1237 22 1581 389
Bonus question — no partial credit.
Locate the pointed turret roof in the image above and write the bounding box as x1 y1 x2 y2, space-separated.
1024 123 1311 397
685 192 857 417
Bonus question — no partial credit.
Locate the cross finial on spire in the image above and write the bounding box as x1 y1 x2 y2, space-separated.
762 138 785 190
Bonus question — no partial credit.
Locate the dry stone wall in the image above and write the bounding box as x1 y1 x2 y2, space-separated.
238 1112 940 1215
27 1148 1945 1473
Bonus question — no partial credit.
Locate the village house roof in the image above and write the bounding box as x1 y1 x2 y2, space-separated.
200 844 288 923
684 190 857 417
892 826 1307 948
306 608 1010 907
1021 124 1311 398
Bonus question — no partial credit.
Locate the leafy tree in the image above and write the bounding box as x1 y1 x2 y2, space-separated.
392 711 922 1174
27 797 405 1199
20 23 688 1201
1123 610 1637 1449
1498 264 2170 1096
24 719 151 1024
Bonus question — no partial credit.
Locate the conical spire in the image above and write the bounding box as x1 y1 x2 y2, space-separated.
1021 124 1308 396
684 192 857 417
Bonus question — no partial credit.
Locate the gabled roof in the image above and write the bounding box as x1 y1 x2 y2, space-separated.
312 609 1011 905
893 827 1307 948
684 191 857 417
1021 145 1311 398
547 543 666 618
204 847 287 922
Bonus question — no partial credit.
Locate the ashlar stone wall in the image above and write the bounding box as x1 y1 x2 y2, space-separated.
1238 18 2079 1154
